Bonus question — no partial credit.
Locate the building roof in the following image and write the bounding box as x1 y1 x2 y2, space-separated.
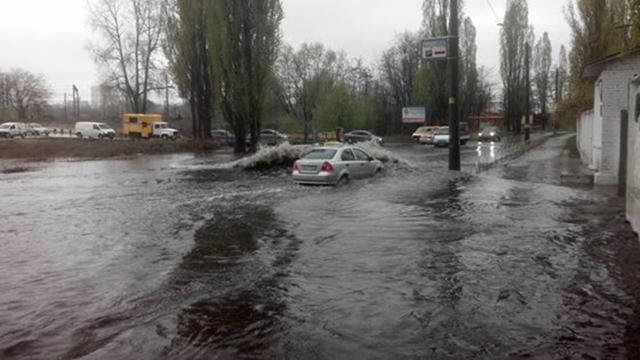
582 46 640 79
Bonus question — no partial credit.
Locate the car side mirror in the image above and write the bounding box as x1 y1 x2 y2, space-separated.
368 156 375 162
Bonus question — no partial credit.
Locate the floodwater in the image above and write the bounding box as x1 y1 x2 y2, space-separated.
1 136 639 359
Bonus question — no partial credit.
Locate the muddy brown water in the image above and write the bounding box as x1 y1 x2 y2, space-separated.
1 136 639 359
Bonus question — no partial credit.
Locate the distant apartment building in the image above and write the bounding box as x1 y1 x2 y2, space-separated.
91 86 103 108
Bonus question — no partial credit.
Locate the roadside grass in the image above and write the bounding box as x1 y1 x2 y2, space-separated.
0 138 220 160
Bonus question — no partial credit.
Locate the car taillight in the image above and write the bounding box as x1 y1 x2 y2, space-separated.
321 161 334 172
293 161 300 171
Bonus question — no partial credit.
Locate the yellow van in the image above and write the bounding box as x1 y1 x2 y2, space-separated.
122 113 164 139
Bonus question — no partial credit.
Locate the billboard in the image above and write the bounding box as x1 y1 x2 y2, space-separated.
422 37 449 61
402 107 426 124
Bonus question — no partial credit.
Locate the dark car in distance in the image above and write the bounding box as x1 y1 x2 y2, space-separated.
246 129 289 146
343 130 384 145
211 129 235 146
478 127 502 142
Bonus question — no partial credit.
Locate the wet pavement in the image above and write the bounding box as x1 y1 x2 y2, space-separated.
1 135 639 359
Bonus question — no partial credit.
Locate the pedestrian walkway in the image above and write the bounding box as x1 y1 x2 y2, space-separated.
482 133 640 357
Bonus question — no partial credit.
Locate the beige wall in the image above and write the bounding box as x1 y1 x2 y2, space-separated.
627 84 640 234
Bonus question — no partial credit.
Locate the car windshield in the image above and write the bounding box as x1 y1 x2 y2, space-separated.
435 127 449 135
482 128 497 134
303 149 337 160
0 124 11 129
157 123 168 129
98 124 112 130
416 127 428 133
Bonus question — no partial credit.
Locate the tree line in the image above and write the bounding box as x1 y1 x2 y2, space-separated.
0 69 50 121
88 0 495 152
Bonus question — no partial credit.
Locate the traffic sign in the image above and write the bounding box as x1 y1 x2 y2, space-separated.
422 37 449 61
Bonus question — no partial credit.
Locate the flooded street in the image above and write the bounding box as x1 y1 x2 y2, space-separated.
1 136 639 359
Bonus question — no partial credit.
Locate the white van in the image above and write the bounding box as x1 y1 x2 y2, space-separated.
74 122 117 139
0 122 27 138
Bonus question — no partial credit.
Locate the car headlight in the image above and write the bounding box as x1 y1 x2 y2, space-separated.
478 133 482 137
490 133 495 136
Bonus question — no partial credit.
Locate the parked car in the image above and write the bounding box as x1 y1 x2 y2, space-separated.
419 129 438 145
211 129 235 146
292 145 384 186
247 129 288 146
344 130 384 145
74 122 117 139
26 123 50 136
0 122 27 138
432 123 471 147
412 126 439 142
478 126 502 142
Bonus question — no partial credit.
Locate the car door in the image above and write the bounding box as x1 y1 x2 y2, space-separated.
340 148 358 178
353 148 375 177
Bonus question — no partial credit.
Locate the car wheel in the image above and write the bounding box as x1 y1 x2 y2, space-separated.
336 175 350 186
98 134 104 140
161 134 169 141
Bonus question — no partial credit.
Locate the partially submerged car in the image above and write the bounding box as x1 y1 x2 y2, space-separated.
292 145 383 186
344 130 384 145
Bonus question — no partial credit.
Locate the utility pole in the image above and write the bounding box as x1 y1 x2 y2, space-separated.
164 73 170 119
72 85 80 122
64 93 68 122
448 0 461 171
524 43 531 139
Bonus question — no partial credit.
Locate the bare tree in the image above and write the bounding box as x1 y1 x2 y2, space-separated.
275 43 345 142
379 32 421 131
89 0 165 114
3 69 50 120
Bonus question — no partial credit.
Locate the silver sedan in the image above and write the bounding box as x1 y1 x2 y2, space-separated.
292 146 384 185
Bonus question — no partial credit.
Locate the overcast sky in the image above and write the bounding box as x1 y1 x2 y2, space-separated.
0 0 571 104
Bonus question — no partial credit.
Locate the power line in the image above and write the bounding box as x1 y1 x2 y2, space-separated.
485 0 501 23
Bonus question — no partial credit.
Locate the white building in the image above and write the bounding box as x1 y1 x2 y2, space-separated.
579 48 640 234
